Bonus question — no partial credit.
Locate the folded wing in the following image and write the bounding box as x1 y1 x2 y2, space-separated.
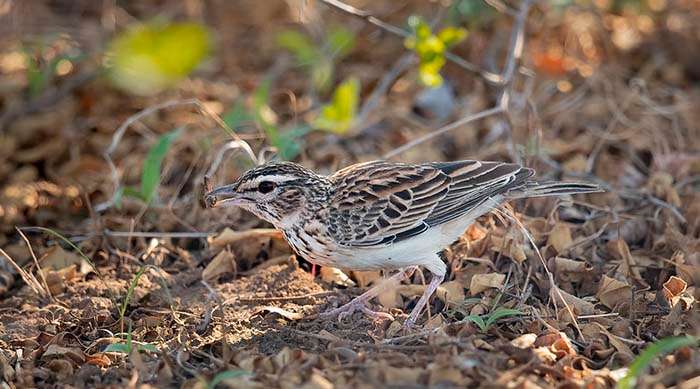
326 160 533 247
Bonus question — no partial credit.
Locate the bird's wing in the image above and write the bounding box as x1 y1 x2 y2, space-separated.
326 160 532 247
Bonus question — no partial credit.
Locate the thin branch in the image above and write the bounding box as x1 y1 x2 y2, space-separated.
383 106 504 159
97 98 258 212
355 53 415 128
318 0 496 81
382 0 533 159
103 230 214 238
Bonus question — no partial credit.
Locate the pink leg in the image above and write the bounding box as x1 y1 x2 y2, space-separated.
320 266 417 321
404 272 445 328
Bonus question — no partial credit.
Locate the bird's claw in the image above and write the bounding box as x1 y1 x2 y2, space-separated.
319 300 393 322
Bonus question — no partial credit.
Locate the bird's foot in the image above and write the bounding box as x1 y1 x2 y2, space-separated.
402 273 445 330
319 298 393 322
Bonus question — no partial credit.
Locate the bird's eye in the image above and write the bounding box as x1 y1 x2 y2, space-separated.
258 181 276 194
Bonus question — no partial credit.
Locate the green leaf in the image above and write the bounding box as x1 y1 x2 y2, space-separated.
314 77 360 134
617 336 699 389
122 186 143 201
326 26 355 58
463 315 486 332
108 21 211 95
273 125 310 160
207 370 252 389
104 343 131 354
137 343 158 352
276 30 318 65
140 127 182 204
483 308 522 329
119 266 147 322
222 101 254 129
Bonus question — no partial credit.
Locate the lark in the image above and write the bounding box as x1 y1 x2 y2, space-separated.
204 160 601 328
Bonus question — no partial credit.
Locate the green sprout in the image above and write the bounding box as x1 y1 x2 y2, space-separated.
463 307 522 332
617 336 699 389
118 127 182 205
276 26 355 92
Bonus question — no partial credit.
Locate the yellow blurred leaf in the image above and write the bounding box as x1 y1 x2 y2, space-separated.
108 22 211 95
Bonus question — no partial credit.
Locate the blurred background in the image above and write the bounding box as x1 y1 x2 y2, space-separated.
1 1 699 387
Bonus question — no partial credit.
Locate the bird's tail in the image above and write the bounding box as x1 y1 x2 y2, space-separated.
507 181 603 199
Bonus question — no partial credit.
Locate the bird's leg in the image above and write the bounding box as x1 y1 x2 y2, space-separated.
320 266 418 321
404 272 445 329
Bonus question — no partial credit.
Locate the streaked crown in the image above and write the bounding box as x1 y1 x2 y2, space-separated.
205 162 330 227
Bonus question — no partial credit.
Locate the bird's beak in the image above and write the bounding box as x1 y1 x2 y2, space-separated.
203 184 242 208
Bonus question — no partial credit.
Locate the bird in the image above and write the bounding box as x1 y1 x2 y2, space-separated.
203 159 601 328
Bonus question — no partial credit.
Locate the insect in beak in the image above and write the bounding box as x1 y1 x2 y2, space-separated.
203 184 242 208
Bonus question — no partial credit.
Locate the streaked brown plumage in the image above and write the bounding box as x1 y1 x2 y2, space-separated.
204 159 601 328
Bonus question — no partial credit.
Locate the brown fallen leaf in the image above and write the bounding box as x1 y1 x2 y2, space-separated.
596 275 631 310
662 275 694 310
85 353 111 367
551 288 595 316
536 331 577 359
469 272 505 295
208 228 283 248
352 270 381 288
548 223 573 254
253 306 304 321
378 287 402 310
320 267 354 286
202 249 235 282
46 359 73 381
40 245 84 271
607 239 648 287
436 280 466 307
511 333 537 349
42 344 85 364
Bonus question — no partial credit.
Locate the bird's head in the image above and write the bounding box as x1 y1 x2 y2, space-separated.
204 161 329 227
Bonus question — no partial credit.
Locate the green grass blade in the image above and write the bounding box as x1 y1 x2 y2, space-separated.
463 315 486 332
483 308 522 329
119 266 147 323
617 336 699 389
140 127 182 204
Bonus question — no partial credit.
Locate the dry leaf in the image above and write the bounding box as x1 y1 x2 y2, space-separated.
428 365 463 386
254 306 304 321
548 223 573 254
536 332 576 359
352 270 381 288
202 249 235 282
42 344 85 364
554 257 587 273
436 281 465 306
607 239 648 287
378 288 402 310
662 275 694 310
85 353 111 367
469 272 505 295
302 373 333 389
208 228 283 248
596 275 631 310
383 364 424 385
551 288 595 315
533 347 558 363
40 245 83 271
320 267 354 286
511 333 537 349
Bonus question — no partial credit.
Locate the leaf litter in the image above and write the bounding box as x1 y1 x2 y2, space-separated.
1 1 699 388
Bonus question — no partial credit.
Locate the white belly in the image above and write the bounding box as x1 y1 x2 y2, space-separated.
286 196 501 276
